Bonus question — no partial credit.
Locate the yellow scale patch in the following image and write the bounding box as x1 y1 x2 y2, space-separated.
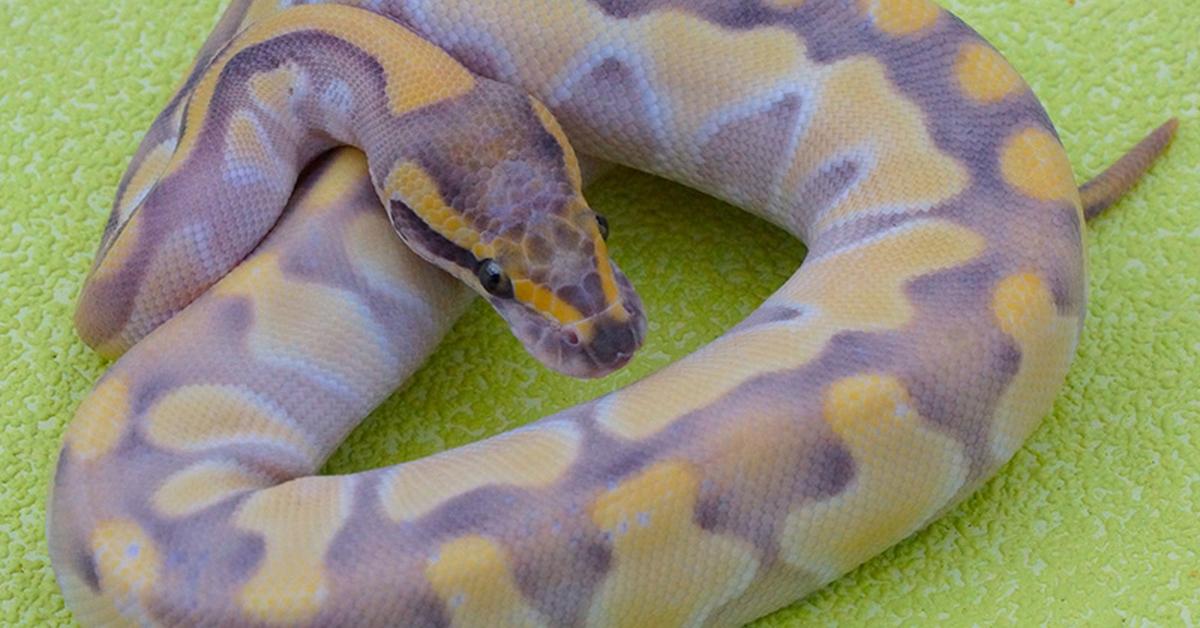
211 251 392 390
248 63 301 117
111 138 175 232
636 12 805 143
857 0 942 35
763 0 808 8
379 421 581 523
598 219 985 440
90 519 162 614
54 563 138 628
273 147 466 312
526 6 965 234
152 460 271 518
234 477 353 624
160 5 475 184
64 373 131 463
90 211 142 288
954 43 1025 103
426 536 550 627
988 273 1078 461
1000 126 1082 207
416 3 960 237
385 162 488 259
300 148 368 216
143 384 317 464
241 0 290 28
224 109 279 181
779 375 968 579
586 460 759 627
343 196 467 316
789 56 970 230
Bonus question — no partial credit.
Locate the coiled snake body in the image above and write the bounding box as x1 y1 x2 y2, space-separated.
49 1 1176 626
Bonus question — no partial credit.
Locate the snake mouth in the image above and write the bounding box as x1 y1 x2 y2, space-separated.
497 283 647 379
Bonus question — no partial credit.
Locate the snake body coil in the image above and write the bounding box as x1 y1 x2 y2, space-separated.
49 1 1175 626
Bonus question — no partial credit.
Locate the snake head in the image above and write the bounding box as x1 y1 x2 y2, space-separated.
384 82 645 378
475 201 647 379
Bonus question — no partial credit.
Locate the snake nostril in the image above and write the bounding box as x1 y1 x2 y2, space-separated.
564 329 580 345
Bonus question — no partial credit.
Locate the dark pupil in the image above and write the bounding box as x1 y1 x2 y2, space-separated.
596 213 609 241
477 259 513 298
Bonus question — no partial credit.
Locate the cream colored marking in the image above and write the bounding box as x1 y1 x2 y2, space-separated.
764 0 807 8
598 220 985 440
241 0 290 27
409 0 605 97
426 536 550 627
293 149 462 313
248 62 302 116
144 384 317 463
954 43 1024 103
787 57 969 230
379 421 581 522
989 273 1078 460
296 149 365 220
780 375 968 579
587 460 759 627
64 373 131 462
224 110 280 185
636 13 805 143
113 139 175 225
91 211 142 283
212 252 394 389
234 476 353 624
533 6 815 176
414 4 810 182
1000 127 1081 206
101 101 183 259
164 5 475 180
114 220 259 357
90 519 161 613
692 84 817 214
345 202 466 315
858 0 942 35
54 562 136 628
152 460 271 518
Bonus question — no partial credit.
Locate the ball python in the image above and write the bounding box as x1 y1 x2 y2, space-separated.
48 1 1177 626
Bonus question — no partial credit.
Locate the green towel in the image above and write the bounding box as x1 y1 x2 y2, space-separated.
1 1 1195 625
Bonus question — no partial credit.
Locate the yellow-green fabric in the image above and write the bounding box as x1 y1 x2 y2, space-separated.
1 2 1196 625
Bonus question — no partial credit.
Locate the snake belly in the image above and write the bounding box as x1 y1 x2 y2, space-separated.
50 1 1166 626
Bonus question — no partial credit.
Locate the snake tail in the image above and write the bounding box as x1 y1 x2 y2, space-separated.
1081 118 1179 221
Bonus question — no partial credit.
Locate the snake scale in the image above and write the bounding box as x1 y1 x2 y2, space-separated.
47 1 1177 626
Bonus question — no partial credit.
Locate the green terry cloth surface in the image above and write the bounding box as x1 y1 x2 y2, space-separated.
2 1 1197 625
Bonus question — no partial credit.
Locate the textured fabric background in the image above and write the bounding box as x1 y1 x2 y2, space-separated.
1 1 1196 625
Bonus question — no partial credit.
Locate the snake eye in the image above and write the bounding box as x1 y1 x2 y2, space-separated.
595 213 609 241
477 259 513 298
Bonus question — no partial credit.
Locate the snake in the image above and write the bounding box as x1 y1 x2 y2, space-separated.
47 1 1177 626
